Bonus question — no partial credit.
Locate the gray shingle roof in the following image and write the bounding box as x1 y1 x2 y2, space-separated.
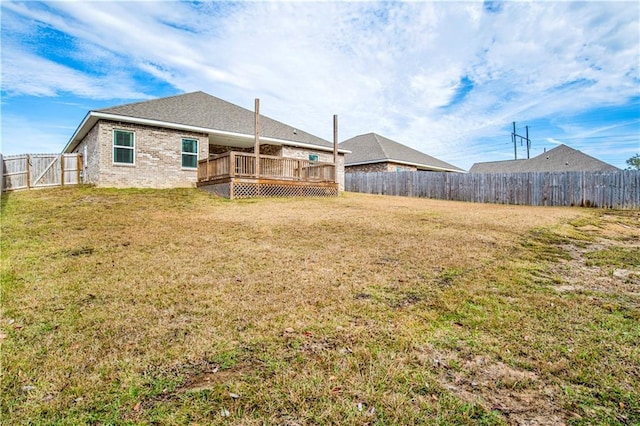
468 159 529 173
339 133 464 172
97 91 332 148
469 144 619 173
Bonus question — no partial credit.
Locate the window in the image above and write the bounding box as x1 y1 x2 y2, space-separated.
113 130 134 164
308 154 319 162
182 139 198 168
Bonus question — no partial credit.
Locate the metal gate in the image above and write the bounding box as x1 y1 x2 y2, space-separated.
1 153 82 192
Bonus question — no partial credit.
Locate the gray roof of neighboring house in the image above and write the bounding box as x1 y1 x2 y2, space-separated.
339 133 465 172
65 91 342 153
469 144 619 173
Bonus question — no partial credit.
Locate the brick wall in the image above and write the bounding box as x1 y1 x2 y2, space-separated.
386 163 417 172
209 144 282 156
345 162 417 173
72 123 101 185
84 120 208 188
76 120 344 190
281 146 345 191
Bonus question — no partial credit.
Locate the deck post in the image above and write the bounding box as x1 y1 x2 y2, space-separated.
255 99 260 179
230 152 235 178
333 114 338 184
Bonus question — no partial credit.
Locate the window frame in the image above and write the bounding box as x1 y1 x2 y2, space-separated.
113 129 135 165
181 138 199 169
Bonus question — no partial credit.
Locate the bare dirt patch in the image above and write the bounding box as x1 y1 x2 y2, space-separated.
551 214 640 299
431 349 566 426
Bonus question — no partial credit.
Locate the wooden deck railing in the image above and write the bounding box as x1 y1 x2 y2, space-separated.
198 152 336 183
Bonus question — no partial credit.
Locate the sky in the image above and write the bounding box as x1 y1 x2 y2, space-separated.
1 1 639 171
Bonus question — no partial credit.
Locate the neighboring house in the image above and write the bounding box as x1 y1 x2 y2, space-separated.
469 144 619 173
64 91 348 196
339 133 465 173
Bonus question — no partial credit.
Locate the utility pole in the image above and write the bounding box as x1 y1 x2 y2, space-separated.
512 122 517 160
511 122 531 160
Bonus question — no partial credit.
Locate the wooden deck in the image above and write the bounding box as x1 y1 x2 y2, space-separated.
197 152 338 199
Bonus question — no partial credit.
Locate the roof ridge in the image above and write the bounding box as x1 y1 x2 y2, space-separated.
370 133 390 158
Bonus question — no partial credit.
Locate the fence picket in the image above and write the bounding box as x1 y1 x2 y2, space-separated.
345 171 639 209
2 153 82 191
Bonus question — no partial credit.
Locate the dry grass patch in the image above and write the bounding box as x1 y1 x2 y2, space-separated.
2 187 638 425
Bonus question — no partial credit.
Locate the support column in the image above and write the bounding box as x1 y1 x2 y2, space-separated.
255 99 260 179
333 114 338 183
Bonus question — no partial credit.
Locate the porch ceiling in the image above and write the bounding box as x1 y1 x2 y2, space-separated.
208 133 351 154
208 133 256 149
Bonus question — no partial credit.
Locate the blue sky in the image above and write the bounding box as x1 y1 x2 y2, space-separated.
1 0 639 170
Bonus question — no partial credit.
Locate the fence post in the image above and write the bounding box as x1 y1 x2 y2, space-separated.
78 154 83 184
26 154 31 189
60 154 65 187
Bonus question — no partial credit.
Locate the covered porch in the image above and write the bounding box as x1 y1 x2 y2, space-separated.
196 99 342 199
197 151 338 199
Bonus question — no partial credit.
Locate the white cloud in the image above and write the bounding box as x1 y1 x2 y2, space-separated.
1 1 638 168
1 45 148 99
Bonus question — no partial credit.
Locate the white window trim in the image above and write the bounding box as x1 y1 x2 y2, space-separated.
181 138 199 169
113 129 135 166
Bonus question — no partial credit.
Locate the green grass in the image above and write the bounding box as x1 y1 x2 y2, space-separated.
585 247 640 268
1 187 639 425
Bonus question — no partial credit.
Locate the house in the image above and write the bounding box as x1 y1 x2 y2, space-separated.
469 144 619 173
64 91 348 198
339 133 465 173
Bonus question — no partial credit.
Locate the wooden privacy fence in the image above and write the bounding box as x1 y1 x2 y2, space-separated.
1 153 82 192
345 170 640 209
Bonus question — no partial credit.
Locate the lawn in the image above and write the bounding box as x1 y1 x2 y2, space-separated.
1 187 639 425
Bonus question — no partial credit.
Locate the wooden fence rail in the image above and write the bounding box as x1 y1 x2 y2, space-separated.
345 170 640 209
1 153 82 192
